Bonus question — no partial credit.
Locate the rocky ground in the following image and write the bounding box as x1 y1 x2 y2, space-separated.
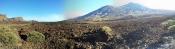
23 16 175 49
1 15 175 49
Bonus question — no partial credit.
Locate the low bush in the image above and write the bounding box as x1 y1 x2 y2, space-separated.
162 19 175 26
0 31 20 47
27 31 45 44
99 26 113 34
96 26 113 41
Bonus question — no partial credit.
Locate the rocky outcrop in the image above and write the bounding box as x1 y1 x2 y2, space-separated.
7 17 24 21
0 14 7 21
75 26 114 43
0 14 25 22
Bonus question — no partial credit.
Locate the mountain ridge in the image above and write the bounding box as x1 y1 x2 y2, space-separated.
0 14 25 22
72 3 175 21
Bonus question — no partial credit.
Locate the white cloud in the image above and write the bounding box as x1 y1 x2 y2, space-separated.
113 0 175 10
112 0 144 6
113 0 133 6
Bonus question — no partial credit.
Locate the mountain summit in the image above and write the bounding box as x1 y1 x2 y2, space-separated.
119 3 150 11
74 3 175 21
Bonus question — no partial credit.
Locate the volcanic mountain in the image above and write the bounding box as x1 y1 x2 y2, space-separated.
73 3 175 21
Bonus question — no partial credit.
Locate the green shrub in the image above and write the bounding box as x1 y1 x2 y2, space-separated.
96 26 113 41
0 31 20 46
99 26 112 33
168 25 175 31
27 31 45 44
162 20 175 31
0 29 4 33
162 19 175 26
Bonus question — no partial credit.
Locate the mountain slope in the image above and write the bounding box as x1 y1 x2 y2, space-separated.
74 3 175 21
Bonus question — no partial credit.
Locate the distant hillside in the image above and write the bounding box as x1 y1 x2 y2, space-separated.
0 14 28 24
73 3 175 21
6 17 24 21
0 14 7 21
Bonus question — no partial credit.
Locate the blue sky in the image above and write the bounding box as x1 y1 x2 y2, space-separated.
0 0 110 21
0 0 175 22
0 0 112 21
65 0 113 19
0 0 65 21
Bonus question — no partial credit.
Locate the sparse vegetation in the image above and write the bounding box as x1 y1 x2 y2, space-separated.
0 25 21 49
162 19 175 26
162 19 175 31
98 26 113 40
0 15 173 49
29 16 168 49
27 31 45 44
168 25 175 31
0 32 20 46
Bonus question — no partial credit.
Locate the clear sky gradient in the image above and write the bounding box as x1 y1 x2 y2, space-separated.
1 0 175 22
65 0 113 19
0 0 112 22
0 0 65 22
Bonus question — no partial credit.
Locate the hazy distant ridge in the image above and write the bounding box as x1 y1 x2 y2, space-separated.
74 3 175 21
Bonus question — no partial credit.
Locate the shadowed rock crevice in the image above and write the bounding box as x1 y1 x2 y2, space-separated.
18 29 28 41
